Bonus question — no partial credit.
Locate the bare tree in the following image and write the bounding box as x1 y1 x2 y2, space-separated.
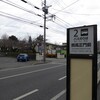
1 33 9 47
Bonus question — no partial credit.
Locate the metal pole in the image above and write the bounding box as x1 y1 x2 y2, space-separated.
43 0 46 63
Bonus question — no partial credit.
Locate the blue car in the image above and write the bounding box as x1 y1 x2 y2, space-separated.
17 53 29 62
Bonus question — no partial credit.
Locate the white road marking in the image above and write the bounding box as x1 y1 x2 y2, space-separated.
58 76 66 81
0 63 52 72
13 89 38 100
0 64 65 80
50 89 66 100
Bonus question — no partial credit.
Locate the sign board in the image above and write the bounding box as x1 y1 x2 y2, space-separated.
70 59 92 100
67 25 97 100
69 26 94 54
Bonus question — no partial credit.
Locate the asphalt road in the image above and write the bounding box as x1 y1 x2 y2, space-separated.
0 57 100 100
0 57 66 100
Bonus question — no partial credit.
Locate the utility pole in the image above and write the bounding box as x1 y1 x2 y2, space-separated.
43 0 48 63
21 0 51 63
42 0 54 63
43 0 46 63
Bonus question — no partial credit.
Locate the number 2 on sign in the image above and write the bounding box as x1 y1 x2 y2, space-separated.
74 29 78 37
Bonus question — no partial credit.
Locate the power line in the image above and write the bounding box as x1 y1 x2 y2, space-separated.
50 21 67 28
52 0 64 8
47 0 55 5
52 0 80 14
20 0 68 28
0 11 65 34
0 11 44 28
0 11 36 23
56 0 66 8
61 0 67 7
21 0 42 10
67 13 82 23
49 28 64 33
47 12 73 27
0 12 64 37
0 13 31 24
0 12 51 32
1 0 43 18
0 0 66 38
56 16 73 26
58 11 100 16
48 27 65 34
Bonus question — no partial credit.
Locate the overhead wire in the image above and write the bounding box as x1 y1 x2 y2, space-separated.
0 0 68 35
4 0 72 28
48 11 73 27
61 0 66 6
52 21 67 28
67 13 82 23
56 16 73 26
52 0 80 14
20 0 42 10
0 11 36 23
47 0 55 5
47 13 73 28
47 27 65 34
52 0 64 8
0 11 64 34
0 11 44 27
0 0 43 18
48 19 68 28
56 0 66 8
58 11 100 16
0 13 33 25
20 0 67 33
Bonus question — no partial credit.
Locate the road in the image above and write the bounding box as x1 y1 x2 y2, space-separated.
0 57 100 100
0 57 66 100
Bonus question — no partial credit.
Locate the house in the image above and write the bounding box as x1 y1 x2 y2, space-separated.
46 42 67 57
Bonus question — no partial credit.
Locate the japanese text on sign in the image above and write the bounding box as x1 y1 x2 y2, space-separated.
69 26 94 54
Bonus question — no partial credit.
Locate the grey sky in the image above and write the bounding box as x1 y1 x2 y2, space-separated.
0 0 100 44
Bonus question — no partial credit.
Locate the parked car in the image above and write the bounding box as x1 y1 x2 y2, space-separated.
17 53 29 62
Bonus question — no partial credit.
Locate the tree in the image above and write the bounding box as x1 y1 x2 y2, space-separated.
8 35 19 51
0 34 9 50
9 35 18 42
28 36 32 44
28 36 32 50
36 35 43 43
1 33 8 40
32 35 44 53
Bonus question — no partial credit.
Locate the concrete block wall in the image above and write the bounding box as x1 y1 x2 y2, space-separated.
36 53 43 61
57 53 64 59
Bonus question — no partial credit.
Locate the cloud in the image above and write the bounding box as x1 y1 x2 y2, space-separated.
0 0 100 44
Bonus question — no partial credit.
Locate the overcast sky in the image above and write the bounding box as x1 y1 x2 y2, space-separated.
0 0 100 44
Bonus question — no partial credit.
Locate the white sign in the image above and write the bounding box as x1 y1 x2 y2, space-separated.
69 26 94 54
